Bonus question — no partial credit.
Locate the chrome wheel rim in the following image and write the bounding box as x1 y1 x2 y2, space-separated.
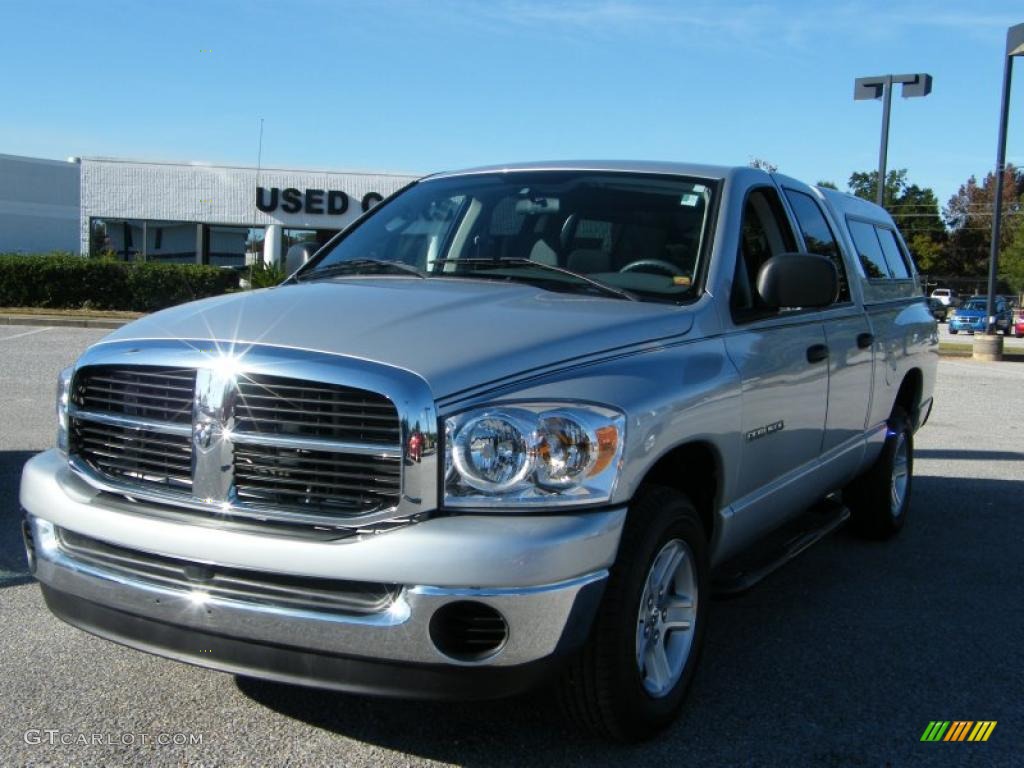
890 431 910 518
635 539 697 698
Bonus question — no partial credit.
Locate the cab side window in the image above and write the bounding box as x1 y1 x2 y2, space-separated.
783 189 850 303
731 187 798 320
876 227 912 279
846 219 891 279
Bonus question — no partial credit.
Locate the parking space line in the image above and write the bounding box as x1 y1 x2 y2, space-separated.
0 327 51 342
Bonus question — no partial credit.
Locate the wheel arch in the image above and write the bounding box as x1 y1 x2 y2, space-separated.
894 367 923 426
633 440 722 543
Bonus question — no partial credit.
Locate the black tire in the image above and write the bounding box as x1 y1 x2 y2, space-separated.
557 485 709 741
844 406 913 539
949 329 958 335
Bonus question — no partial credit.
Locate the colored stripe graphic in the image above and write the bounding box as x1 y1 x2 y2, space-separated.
921 721 950 741
921 721 996 742
945 721 972 741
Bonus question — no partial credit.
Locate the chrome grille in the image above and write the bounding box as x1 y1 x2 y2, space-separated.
67 359 411 530
74 366 195 423
235 374 400 443
71 419 193 491
56 527 398 615
234 444 401 514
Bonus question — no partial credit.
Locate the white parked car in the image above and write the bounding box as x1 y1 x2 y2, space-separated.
930 288 958 307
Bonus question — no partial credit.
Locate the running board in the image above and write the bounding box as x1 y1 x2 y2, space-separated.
712 496 850 598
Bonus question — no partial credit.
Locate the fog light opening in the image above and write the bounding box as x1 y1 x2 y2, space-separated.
429 601 509 662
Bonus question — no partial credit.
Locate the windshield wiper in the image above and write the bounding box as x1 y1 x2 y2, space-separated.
432 258 637 302
298 258 426 281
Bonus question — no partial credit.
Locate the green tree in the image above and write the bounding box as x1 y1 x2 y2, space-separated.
943 166 1024 276
908 233 944 272
848 169 908 205
1001 220 1024 294
816 180 838 190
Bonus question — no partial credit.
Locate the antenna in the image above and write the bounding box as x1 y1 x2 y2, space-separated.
256 117 264 175
253 117 265 269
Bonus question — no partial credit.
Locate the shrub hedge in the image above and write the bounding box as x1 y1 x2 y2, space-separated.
0 253 240 312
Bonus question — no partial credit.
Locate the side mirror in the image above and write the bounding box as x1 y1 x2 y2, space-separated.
756 252 838 309
285 242 319 276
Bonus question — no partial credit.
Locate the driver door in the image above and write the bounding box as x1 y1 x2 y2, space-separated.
723 185 830 540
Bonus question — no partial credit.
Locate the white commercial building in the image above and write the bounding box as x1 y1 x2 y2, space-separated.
0 153 80 253
1 153 420 265
81 157 419 266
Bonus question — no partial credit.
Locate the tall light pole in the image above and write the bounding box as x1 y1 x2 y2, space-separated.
984 24 1024 342
854 73 933 206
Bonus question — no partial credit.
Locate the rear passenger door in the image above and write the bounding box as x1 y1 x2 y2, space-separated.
780 184 874 460
724 186 829 531
841 216 928 431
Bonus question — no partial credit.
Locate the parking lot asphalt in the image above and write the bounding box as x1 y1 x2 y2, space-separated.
1 325 1021 767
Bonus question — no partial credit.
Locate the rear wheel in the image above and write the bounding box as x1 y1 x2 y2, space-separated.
949 329 958 335
557 486 708 741
844 406 913 539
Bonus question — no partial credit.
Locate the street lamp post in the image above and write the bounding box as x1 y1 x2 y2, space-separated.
854 74 933 207
983 23 1024 342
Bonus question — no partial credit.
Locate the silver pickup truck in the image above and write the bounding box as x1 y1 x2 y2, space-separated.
21 161 937 741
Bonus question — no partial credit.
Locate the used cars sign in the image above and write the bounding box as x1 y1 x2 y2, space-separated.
256 187 384 216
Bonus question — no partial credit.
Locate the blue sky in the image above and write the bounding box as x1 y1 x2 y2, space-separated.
2 0 1022 205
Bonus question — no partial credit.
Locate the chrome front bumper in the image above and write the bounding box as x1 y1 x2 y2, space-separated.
22 451 624 685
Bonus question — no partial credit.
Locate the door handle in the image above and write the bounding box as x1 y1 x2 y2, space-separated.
856 332 874 349
806 344 829 363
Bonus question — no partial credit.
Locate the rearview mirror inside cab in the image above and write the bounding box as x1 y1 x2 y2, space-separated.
756 252 839 309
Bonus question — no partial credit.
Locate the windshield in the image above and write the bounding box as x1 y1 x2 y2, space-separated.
963 300 986 310
300 171 716 303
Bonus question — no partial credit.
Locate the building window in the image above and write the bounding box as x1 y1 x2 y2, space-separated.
283 228 318 253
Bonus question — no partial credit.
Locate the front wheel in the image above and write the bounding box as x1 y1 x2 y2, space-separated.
844 406 913 539
557 486 709 741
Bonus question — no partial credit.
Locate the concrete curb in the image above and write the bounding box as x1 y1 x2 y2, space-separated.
1 314 131 330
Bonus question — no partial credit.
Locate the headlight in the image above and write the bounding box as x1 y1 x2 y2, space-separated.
444 403 625 508
452 412 536 492
55 366 73 455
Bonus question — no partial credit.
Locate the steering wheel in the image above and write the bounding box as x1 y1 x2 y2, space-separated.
619 259 681 277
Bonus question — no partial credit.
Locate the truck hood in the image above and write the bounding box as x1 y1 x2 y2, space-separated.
101 278 694 398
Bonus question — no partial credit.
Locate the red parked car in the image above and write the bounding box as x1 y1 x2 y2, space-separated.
1013 315 1024 338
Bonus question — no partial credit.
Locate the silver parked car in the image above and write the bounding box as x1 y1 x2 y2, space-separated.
21 161 936 741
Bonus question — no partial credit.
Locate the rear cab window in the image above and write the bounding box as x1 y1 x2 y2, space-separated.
875 227 912 279
847 219 891 279
842 213 921 304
